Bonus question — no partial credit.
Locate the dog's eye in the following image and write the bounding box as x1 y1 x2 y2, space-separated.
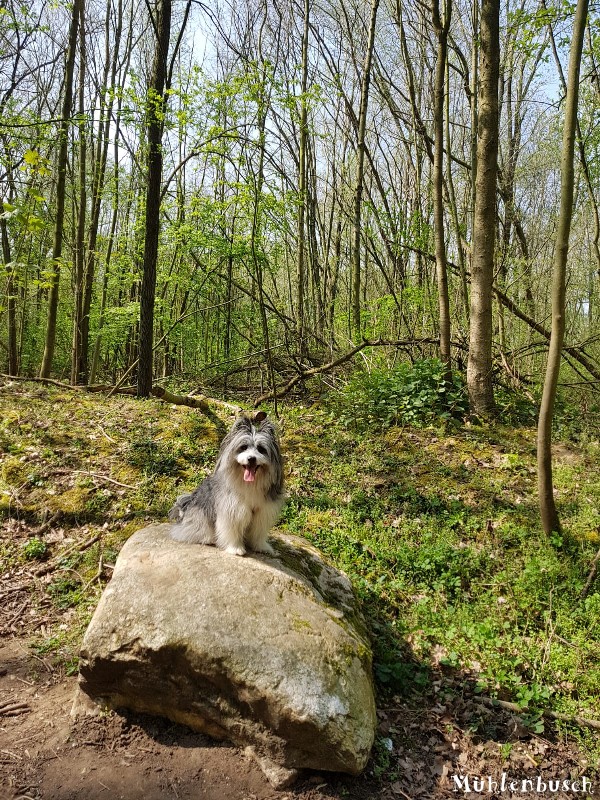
237 445 247 455
257 445 267 455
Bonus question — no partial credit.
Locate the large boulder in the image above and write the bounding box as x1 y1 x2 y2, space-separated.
75 523 376 787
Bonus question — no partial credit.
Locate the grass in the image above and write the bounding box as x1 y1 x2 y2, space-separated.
1 381 600 762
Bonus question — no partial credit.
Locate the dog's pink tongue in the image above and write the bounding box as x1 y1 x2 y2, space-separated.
244 466 257 482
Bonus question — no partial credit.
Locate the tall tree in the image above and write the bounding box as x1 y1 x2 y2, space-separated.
351 0 379 340
537 0 589 534
1 218 18 374
432 0 452 376
71 0 87 385
137 0 172 397
296 0 310 357
39 0 81 379
466 0 500 416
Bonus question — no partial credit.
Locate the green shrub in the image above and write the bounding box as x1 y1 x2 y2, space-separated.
22 537 48 561
330 359 467 429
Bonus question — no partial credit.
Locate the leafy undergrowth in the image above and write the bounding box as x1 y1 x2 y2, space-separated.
1 380 600 778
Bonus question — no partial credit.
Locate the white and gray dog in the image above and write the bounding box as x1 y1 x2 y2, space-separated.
168 411 285 556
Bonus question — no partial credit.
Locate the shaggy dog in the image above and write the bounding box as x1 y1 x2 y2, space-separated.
168 412 285 555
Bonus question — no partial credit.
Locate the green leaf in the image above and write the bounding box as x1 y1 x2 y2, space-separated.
23 149 39 166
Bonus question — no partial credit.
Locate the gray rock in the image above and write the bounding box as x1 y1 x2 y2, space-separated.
76 523 376 786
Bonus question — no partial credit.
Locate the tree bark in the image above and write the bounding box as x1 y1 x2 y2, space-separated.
296 0 310 358
467 0 500 416
137 0 172 397
1 219 18 375
39 0 81 379
537 0 589 535
71 0 87 385
432 0 452 377
351 0 379 340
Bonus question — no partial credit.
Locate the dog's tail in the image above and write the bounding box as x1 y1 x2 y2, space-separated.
168 493 192 522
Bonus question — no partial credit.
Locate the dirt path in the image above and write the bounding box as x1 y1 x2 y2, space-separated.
2 637 595 800
1 641 378 800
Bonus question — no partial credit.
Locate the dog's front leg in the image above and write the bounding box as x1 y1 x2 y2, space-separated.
215 513 247 556
245 505 280 555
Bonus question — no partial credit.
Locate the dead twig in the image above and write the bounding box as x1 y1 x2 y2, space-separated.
52 468 137 490
30 511 62 537
0 374 84 390
81 552 107 595
473 695 600 732
580 545 600 600
0 702 31 716
33 533 101 578
5 600 29 628
1 374 239 415
253 338 447 405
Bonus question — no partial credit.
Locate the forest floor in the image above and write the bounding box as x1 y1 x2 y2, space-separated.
1 379 600 799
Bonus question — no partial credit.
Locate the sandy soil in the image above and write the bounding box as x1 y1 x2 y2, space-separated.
1 640 382 800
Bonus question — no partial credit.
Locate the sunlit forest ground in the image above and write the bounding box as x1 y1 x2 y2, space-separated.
1 379 600 782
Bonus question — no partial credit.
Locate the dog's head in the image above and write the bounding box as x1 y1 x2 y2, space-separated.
217 411 283 491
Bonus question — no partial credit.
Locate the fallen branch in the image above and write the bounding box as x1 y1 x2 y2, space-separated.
254 338 453 405
149 385 240 413
34 533 101 578
473 694 600 732
5 601 28 628
30 511 62 538
0 701 31 716
0 374 85 390
493 287 600 382
580 545 600 600
2 374 241 415
53 469 138 490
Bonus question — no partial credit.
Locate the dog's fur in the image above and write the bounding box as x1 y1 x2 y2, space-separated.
168 411 285 556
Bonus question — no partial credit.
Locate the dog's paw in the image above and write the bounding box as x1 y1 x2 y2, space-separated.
224 545 246 556
253 540 276 556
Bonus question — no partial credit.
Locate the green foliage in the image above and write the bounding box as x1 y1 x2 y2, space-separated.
276 405 600 742
21 536 48 560
330 359 467 429
47 576 82 609
494 386 540 426
3 387 600 761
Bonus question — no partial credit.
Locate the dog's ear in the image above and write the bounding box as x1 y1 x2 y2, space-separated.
253 410 268 424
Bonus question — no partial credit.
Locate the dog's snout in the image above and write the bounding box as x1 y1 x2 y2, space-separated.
247 455 257 466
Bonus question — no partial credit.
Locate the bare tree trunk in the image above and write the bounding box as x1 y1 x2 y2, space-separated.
39 0 81 379
432 0 452 376
351 0 379 340
76 0 124 384
1 219 18 374
470 0 478 250
296 0 310 357
537 0 589 535
467 0 499 416
137 0 172 397
71 0 87 384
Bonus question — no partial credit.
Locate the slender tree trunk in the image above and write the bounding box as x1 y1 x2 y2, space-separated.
77 0 123 384
467 0 500 416
1 219 18 374
137 0 172 397
296 0 310 358
445 58 469 327
351 0 379 340
432 0 452 376
470 0 478 248
71 0 87 384
39 0 81 379
537 0 589 535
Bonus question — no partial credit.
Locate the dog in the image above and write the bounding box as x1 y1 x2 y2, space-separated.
168 411 285 556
